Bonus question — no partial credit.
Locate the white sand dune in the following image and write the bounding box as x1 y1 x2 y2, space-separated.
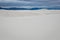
0 10 60 40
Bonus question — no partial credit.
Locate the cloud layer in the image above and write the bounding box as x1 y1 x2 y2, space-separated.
0 0 60 8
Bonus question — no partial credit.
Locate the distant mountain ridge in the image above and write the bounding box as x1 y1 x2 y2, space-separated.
0 7 60 10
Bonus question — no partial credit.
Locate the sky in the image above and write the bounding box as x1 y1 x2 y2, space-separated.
0 0 60 8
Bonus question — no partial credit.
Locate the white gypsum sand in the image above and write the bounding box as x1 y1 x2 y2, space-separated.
0 10 60 40
0 10 60 17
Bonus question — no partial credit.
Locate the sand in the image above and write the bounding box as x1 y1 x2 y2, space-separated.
0 10 60 40
0 10 60 17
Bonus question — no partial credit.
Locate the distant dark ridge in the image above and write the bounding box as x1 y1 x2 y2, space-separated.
0 7 41 10
47 8 60 10
0 7 60 10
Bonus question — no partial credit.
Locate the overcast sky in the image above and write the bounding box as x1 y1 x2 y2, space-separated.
0 0 60 2
0 0 60 8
